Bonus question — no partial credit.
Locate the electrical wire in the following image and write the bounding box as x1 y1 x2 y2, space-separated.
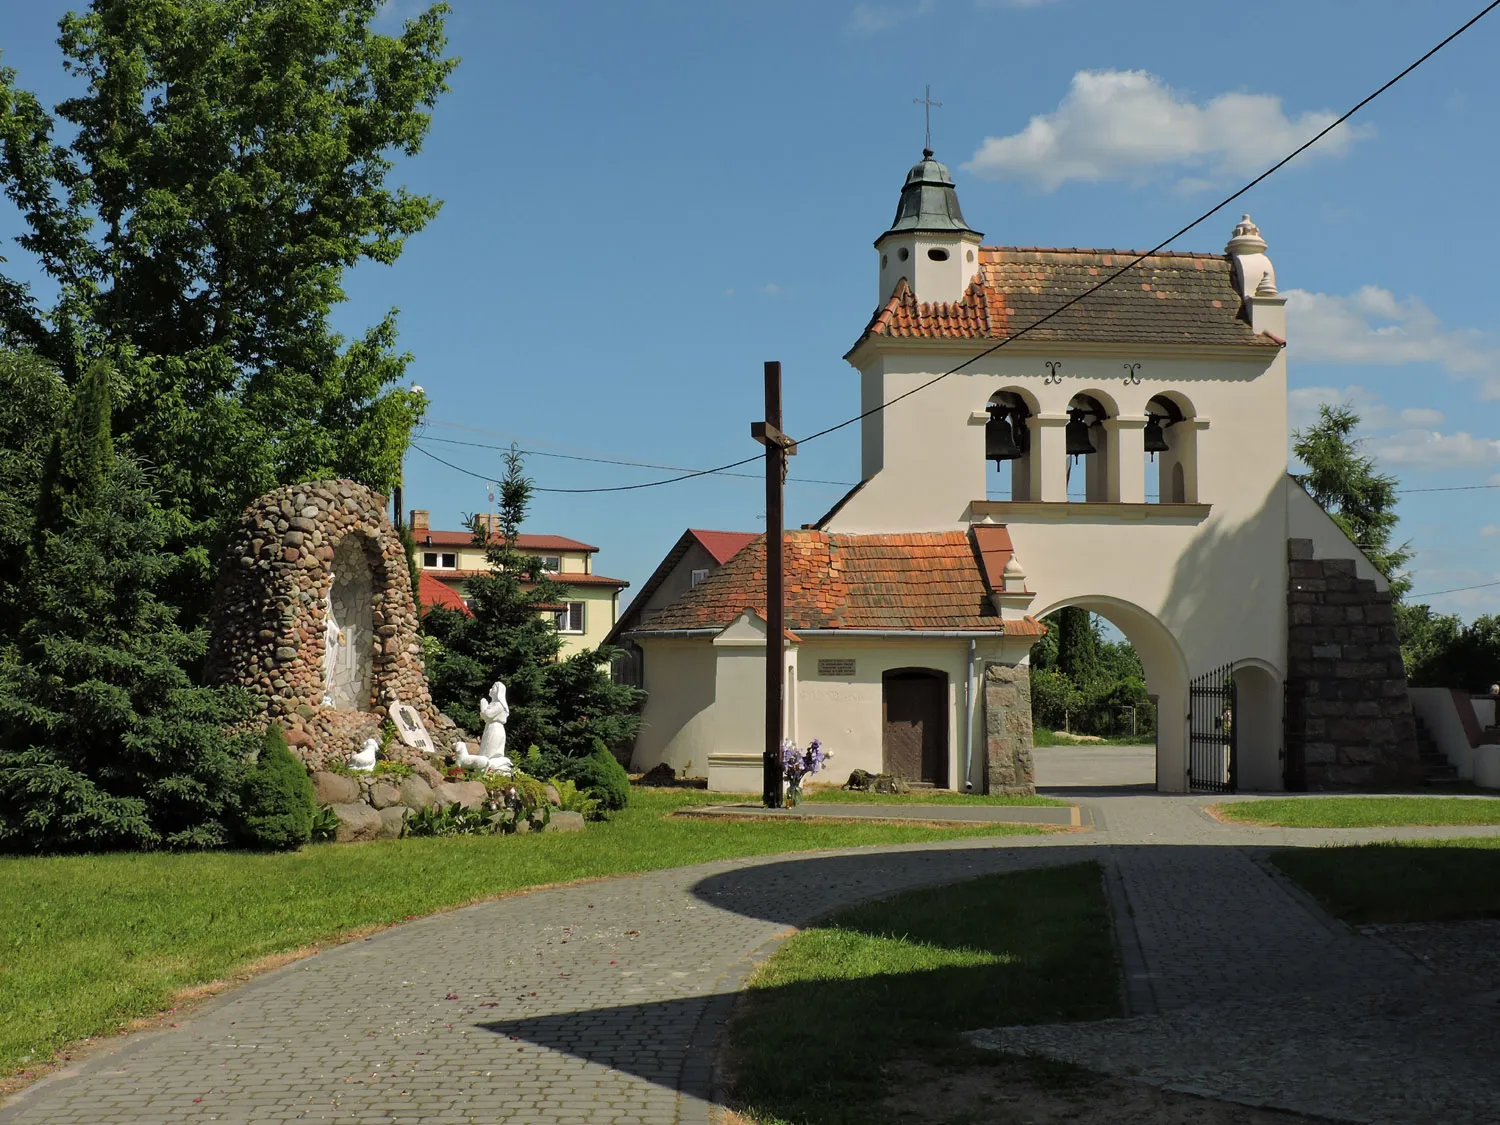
411 0 1500 495
1408 580 1500 599
416 431 858 487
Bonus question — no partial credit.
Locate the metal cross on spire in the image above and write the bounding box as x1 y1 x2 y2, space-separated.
913 84 942 153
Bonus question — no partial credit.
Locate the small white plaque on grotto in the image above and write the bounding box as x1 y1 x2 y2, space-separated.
387 701 434 753
817 659 856 677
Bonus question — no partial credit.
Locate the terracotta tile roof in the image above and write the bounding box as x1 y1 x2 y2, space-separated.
970 524 1017 591
418 571 470 615
690 529 759 566
416 530 600 552
425 569 628 589
634 530 1045 636
852 247 1281 352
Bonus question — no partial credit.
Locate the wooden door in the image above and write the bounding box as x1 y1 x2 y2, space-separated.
883 671 948 786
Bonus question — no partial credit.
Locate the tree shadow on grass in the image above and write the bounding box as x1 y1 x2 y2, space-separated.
479 855 1118 1124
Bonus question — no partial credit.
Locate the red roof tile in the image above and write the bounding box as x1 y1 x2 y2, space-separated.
852 246 1281 353
416 530 600 552
689 529 759 566
634 530 1045 636
425 569 628 589
418 571 470 615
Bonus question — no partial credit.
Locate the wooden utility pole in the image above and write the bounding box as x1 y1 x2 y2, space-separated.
752 361 796 809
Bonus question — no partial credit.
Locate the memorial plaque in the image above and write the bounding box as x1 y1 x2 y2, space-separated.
817 659 856 677
388 700 434 753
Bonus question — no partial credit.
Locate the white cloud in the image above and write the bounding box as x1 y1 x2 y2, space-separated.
845 0 936 33
1286 288 1500 395
1286 385 1437 434
1368 429 1500 470
1481 526 1500 537
965 70 1370 190
761 282 783 296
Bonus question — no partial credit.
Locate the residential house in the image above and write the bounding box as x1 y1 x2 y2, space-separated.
408 510 628 656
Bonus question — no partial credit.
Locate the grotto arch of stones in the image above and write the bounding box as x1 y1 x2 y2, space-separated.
205 479 452 768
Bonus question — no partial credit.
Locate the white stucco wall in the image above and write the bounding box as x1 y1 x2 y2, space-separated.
631 639 717 777
826 343 1291 792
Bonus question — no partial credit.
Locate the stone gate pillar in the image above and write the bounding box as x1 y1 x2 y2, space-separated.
983 662 1036 795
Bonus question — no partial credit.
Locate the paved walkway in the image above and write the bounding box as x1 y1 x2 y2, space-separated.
4 795 1500 1124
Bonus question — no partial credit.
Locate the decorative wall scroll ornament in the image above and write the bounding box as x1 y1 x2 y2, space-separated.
388 701 435 753
1042 361 1064 385
1122 362 1143 385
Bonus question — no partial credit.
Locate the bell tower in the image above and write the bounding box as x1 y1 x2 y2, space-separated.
875 150 984 307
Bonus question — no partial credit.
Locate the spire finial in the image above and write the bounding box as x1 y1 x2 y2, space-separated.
913 84 942 153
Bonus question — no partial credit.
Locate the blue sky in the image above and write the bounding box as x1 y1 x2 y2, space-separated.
4 0 1500 617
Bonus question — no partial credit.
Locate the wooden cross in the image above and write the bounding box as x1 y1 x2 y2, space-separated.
752 362 797 809
913 84 942 152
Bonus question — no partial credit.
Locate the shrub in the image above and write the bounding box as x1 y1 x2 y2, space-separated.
238 727 316 850
556 741 630 811
310 803 340 843
403 802 496 837
548 777 601 819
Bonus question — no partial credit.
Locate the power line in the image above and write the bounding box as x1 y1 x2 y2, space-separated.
1397 483 1500 494
416 431 857 487
1408 580 1500 599
411 441 768 492
414 0 1500 496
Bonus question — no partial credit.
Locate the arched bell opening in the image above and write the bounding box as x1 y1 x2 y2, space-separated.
1065 392 1111 502
1144 392 1198 503
984 388 1038 501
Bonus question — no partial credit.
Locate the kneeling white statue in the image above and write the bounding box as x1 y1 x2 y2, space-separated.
477 680 514 776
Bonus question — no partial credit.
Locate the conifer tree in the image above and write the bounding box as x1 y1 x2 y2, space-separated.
0 362 254 852
1055 607 1099 686
425 446 641 771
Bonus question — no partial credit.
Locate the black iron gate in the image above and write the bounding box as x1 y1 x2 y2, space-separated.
1188 664 1237 793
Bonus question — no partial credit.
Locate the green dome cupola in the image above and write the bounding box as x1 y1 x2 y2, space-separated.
875 150 984 307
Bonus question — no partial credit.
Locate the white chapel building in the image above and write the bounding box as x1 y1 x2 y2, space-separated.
626 150 1421 794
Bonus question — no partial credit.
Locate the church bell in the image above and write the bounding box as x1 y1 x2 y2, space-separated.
1143 414 1170 457
1065 409 1096 458
985 407 1022 462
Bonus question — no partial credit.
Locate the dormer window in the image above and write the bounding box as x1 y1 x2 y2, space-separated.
541 555 561 573
422 551 457 569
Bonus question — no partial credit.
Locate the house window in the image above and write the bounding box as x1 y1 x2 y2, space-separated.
421 551 457 569
690 568 710 587
555 602 585 633
541 555 562 573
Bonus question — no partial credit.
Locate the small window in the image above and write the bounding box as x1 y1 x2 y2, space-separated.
422 552 457 569
422 552 438 567
898 247 909 261
927 247 949 262
541 555 562 572
690 568 710 587
441 553 456 568
554 602 585 634
967 249 975 262
881 254 888 269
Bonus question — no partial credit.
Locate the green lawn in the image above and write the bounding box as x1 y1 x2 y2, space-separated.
802 788 1068 807
0 788 1040 1081
1272 837 1500 924
729 863 1118 1124
1033 729 1153 748
1218 796 1500 828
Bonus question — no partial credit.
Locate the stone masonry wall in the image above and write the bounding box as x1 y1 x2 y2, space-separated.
984 663 1036 796
205 480 449 767
1285 538 1421 790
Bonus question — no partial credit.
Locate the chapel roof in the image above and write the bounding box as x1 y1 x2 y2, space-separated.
416 530 600 553
852 247 1282 353
604 528 758 647
631 529 1045 636
880 149 980 239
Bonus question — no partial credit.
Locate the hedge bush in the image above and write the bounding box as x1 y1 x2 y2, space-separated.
238 726 316 850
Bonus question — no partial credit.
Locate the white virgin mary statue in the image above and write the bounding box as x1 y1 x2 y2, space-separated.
478 680 513 774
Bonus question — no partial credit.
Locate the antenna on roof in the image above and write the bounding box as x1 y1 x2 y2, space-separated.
913 83 942 155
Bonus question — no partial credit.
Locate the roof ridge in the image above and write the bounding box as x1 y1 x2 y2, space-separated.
980 245 1227 260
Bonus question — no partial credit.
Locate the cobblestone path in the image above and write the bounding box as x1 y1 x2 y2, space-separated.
5 797 1500 1125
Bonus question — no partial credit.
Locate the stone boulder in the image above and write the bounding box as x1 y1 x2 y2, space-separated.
410 759 446 789
431 780 487 809
544 784 562 808
368 779 403 809
546 811 586 833
377 806 409 840
398 775 436 811
312 771 360 805
332 802 382 843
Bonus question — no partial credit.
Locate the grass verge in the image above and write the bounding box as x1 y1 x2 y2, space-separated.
802 788 1068 807
1218 796 1500 828
1271 837 1500 924
1032 729 1153 748
728 862 1118 1124
0 788 1041 1081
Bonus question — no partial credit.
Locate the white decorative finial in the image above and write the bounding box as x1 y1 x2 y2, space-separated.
1255 272 1278 297
1002 554 1027 591
1227 214 1267 255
